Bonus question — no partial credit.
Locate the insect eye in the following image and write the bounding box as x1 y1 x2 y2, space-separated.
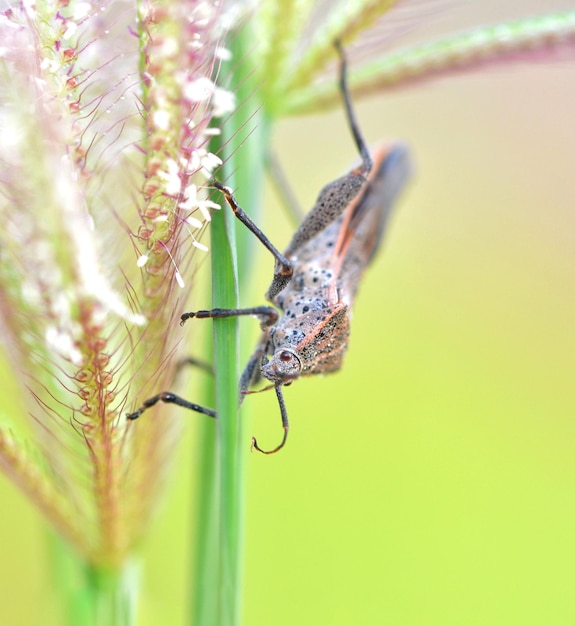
279 350 292 362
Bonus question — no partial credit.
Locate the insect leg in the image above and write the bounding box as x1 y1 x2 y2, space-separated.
126 392 216 421
176 356 214 378
239 339 268 397
335 40 373 175
282 43 373 260
180 306 278 327
213 181 294 297
266 150 305 225
250 384 289 455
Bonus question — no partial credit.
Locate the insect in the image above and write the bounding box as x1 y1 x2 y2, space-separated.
127 43 411 453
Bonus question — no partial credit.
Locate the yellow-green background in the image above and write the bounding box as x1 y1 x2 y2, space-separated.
2 5 575 624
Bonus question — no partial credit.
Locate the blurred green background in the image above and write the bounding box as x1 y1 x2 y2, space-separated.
2 4 575 625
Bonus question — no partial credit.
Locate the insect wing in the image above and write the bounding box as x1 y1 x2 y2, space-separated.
333 142 411 301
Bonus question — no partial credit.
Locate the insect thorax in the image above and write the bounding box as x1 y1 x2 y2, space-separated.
267 303 350 377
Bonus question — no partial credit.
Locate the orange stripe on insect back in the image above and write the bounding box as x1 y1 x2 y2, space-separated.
330 143 393 283
295 303 347 351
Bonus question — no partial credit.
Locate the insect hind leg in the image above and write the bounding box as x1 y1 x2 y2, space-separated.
282 43 373 259
335 40 373 175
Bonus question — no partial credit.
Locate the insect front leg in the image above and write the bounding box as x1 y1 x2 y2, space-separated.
180 305 291 454
239 335 269 398
131 276 315 449
128 309 276 423
181 306 277 402
180 306 278 327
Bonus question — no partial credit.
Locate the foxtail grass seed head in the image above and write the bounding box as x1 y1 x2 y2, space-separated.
2 0 574 570
0 0 234 566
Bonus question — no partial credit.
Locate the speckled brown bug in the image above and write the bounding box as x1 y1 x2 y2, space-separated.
127 43 411 453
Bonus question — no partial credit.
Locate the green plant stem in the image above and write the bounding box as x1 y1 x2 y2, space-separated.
191 419 218 625
50 533 137 626
192 22 269 626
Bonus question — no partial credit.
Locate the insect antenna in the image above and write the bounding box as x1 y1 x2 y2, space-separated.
335 40 373 176
250 385 289 454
